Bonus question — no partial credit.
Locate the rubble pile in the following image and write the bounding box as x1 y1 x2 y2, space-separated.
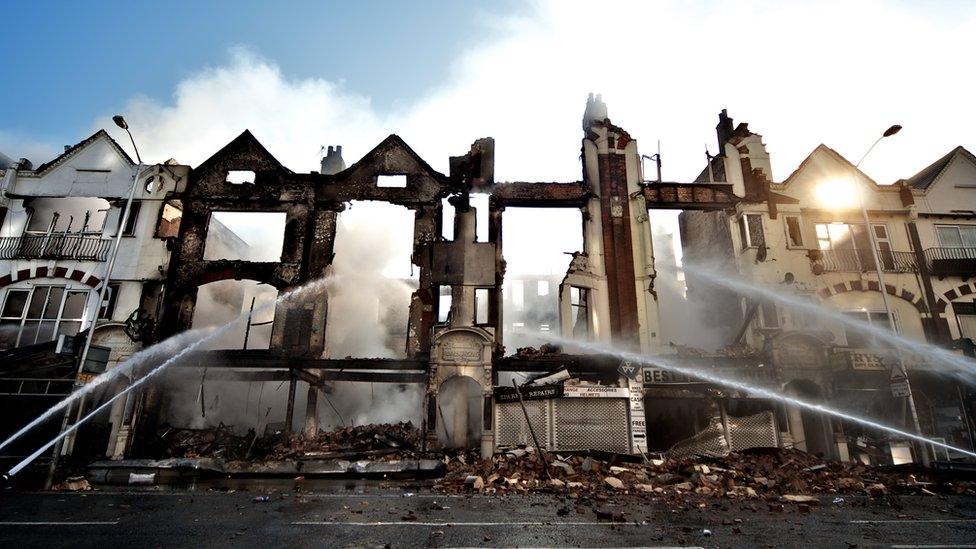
157 423 273 460
435 447 976 500
156 422 420 462
514 344 564 358
268 422 420 461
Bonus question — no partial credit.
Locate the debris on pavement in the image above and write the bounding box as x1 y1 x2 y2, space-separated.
432 446 976 502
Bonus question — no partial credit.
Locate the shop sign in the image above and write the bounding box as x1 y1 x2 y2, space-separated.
563 385 629 398
625 367 646 453
642 368 694 384
848 350 889 371
618 360 641 380
493 384 564 403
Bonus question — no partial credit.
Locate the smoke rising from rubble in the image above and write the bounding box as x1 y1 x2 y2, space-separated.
327 202 416 359
314 202 422 429
650 218 725 350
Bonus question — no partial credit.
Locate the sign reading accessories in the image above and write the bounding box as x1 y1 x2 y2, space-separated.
493 384 631 403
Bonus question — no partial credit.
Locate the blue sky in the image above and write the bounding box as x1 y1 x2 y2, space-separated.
2 0 973 189
1 0 517 147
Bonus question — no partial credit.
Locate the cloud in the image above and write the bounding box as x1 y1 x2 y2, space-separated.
85 1 976 188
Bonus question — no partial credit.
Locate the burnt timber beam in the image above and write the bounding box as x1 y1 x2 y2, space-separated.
641 182 738 210
180 367 425 384
181 351 427 371
490 182 590 208
494 354 620 373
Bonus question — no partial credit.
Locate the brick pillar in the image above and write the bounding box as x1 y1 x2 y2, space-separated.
597 152 640 347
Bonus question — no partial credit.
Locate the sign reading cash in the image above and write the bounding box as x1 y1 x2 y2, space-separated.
623 362 647 453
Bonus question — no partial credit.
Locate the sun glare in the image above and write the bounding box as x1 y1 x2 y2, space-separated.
815 178 860 210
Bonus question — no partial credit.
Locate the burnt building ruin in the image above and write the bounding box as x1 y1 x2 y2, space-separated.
2 94 974 467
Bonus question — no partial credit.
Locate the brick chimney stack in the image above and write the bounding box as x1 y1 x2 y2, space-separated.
320 145 346 175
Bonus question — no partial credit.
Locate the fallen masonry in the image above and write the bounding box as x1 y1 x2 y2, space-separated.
76 422 976 505
434 445 976 501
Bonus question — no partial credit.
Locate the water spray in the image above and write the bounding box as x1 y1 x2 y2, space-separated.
684 264 976 381
543 335 976 460
0 327 216 453
4 277 330 478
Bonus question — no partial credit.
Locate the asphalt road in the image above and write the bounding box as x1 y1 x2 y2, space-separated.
1 484 974 548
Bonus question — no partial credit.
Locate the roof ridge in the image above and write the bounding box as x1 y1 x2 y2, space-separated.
30 129 135 174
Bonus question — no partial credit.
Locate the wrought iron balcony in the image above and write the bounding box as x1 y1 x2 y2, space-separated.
0 234 111 261
808 248 918 274
924 247 976 278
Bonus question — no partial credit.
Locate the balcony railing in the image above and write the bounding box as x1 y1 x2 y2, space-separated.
924 247 976 278
809 248 918 274
0 234 111 261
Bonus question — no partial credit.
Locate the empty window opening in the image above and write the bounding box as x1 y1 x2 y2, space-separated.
502 207 583 353
472 193 489 242
156 202 182 238
377 174 407 188
26 197 110 235
100 282 121 320
785 215 803 247
328 201 418 358
193 279 278 350
474 288 489 325
203 211 286 262
441 197 456 240
511 279 524 311
117 201 142 236
570 286 589 339
0 286 89 349
438 286 453 323
226 170 256 184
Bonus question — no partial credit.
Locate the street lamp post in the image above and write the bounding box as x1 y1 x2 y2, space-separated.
45 115 144 487
852 124 929 466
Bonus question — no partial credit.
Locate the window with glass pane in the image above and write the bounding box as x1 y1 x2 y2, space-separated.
842 310 894 347
0 290 30 349
937 225 976 248
959 315 976 341
0 286 88 348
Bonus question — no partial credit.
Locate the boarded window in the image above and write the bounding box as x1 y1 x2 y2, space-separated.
284 307 313 351
785 216 803 247
739 214 765 249
760 300 779 329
